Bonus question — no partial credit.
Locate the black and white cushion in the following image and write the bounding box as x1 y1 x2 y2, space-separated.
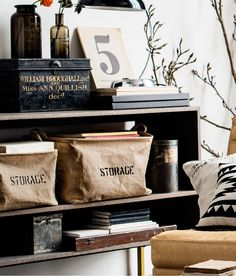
183 154 236 229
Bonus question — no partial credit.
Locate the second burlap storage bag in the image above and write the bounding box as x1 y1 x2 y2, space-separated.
0 151 58 211
44 133 153 204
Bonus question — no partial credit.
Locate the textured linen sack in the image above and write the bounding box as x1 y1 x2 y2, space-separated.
0 151 58 211
227 116 236 154
48 133 153 204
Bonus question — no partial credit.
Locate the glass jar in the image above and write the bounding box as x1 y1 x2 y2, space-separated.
50 14 70 58
11 5 42 58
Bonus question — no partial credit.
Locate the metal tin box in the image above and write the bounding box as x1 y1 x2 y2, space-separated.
0 58 91 112
0 214 63 255
33 214 63 254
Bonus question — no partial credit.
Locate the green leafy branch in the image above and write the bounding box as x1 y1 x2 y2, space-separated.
57 0 74 14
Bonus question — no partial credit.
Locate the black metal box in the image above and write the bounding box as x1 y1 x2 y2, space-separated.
0 58 91 112
0 213 63 255
33 214 63 254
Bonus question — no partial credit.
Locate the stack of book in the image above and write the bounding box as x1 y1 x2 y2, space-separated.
90 86 190 110
63 208 159 238
62 225 176 252
62 207 163 252
86 208 159 234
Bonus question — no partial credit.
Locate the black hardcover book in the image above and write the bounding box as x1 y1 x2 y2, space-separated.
91 215 150 226
92 208 150 219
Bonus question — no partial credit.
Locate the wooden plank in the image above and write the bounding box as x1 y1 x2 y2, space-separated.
0 225 176 268
0 106 199 121
0 191 197 218
0 244 148 268
63 225 177 252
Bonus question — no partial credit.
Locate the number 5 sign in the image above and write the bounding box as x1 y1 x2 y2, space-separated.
77 27 134 89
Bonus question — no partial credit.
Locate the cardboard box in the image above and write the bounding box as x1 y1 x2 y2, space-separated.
0 58 91 112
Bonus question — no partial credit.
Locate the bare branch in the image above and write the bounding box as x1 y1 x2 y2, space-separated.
141 5 196 87
200 115 231 131
211 0 236 84
161 39 196 87
201 140 221 157
192 66 235 117
141 5 167 85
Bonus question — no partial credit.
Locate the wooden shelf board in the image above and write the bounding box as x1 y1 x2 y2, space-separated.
0 225 176 268
0 191 197 218
0 106 199 122
0 106 200 269
0 242 149 268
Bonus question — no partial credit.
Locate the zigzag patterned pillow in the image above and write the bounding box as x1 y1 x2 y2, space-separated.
183 154 236 229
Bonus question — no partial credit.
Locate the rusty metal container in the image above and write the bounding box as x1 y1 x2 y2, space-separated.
147 139 179 193
0 213 63 255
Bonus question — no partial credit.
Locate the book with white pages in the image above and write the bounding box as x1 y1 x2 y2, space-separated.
92 85 179 96
0 141 54 154
85 220 159 233
63 229 109 238
109 223 159 234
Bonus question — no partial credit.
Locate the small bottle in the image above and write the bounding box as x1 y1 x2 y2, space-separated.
50 14 70 58
11 5 42 58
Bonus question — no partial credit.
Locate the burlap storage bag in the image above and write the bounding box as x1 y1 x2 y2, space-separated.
0 150 58 211
227 116 236 154
41 133 153 204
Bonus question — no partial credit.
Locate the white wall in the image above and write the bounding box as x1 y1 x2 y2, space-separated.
0 0 235 275
146 0 236 160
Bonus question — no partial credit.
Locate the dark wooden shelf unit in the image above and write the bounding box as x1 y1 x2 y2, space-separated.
0 106 200 268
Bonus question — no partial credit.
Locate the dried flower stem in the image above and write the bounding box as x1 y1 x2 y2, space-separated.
142 5 196 88
142 5 167 85
201 140 221 157
211 0 236 84
161 39 196 87
192 0 236 156
200 115 231 131
192 64 235 117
